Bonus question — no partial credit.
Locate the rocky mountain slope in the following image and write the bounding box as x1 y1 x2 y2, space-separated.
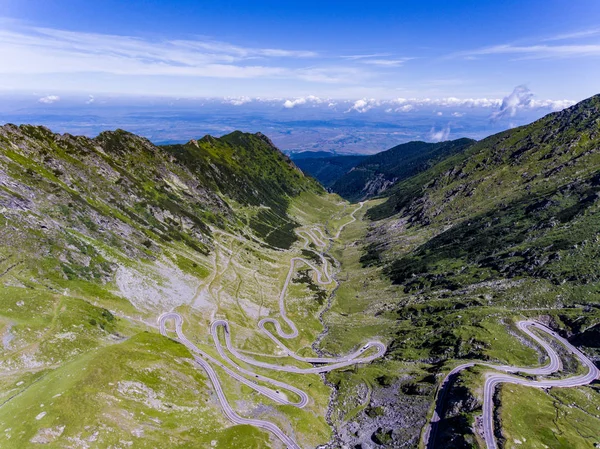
297 138 475 202
367 94 600 289
0 125 321 290
347 94 600 448
0 124 338 448
334 138 476 202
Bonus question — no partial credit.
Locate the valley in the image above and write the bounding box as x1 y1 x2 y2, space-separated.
2 2 599 448
1 95 600 449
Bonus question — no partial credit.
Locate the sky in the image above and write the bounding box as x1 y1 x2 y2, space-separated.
0 0 599 151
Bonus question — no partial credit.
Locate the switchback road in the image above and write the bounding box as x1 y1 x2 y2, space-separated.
422 320 599 449
159 202 384 448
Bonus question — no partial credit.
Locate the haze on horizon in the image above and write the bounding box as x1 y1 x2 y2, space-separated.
0 0 599 152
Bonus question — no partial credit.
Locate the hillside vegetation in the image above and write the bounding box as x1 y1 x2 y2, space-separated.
347 94 600 447
293 154 368 187
0 125 338 448
367 94 600 292
329 138 475 201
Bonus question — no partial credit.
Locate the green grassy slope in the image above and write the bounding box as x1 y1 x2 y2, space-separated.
293 155 368 187
330 138 475 201
0 125 338 448
343 94 600 448
498 384 600 449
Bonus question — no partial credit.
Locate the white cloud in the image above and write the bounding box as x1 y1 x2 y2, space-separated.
38 95 60 104
85 95 95 104
452 43 600 60
395 104 414 112
223 96 252 105
284 98 306 108
346 98 380 113
436 111 443 116
429 125 450 142
283 95 324 108
451 112 465 117
491 85 534 121
530 98 576 111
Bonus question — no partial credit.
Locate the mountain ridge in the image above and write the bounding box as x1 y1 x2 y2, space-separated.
350 93 600 448
0 94 599 449
293 138 476 201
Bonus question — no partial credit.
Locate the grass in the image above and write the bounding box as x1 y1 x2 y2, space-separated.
498 384 600 449
6 114 600 449
0 330 278 448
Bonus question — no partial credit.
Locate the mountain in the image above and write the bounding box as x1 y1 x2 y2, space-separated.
0 124 340 448
351 94 600 447
1 95 599 449
0 126 320 253
162 131 323 248
329 138 475 201
293 154 368 187
288 150 337 159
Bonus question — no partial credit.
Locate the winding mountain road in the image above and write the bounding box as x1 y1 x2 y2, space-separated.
423 320 599 449
332 201 364 239
158 202 384 448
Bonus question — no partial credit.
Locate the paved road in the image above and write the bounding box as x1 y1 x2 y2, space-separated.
159 202 384 448
422 320 600 449
332 201 364 239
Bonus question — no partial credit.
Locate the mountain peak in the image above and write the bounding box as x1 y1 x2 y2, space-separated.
254 131 277 149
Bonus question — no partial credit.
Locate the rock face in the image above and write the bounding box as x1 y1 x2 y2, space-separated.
335 379 430 449
361 173 398 198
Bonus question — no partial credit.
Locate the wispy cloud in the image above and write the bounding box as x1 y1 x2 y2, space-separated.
490 85 533 121
342 54 413 67
452 43 600 60
542 28 600 42
360 58 412 67
341 53 392 60
38 95 60 104
448 25 600 61
0 22 357 84
429 125 450 142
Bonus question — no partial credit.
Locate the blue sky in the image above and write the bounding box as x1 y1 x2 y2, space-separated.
1 0 599 100
0 0 599 152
